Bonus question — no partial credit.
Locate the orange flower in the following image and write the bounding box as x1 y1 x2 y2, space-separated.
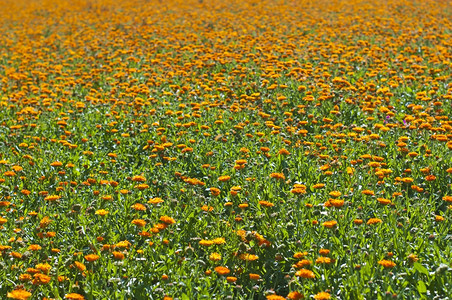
112 251 125 260
214 266 230 275
249 273 260 280
443 195 452 202
295 269 315 278
287 291 303 300
292 259 312 269
160 216 176 224
210 187 221 196
378 259 396 268
322 220 337 228
218 175 231 182
361 189 375 196
131 175 146 182
209 252 221 261
65 293 85 300
266 295 285 300
270 172 285 180
84 254 100 262
7 289 32 300
74 261 86 272
314 292 331 300
36 263 51 274
315 257 332 264
131 219 147 227
259 200 274 207
131 203 146 211
367 218 382 225
226 276 237 283
32 273 51 285
28 244 42 251
319 249 330 256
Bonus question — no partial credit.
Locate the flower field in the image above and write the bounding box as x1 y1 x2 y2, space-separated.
0 0 451 299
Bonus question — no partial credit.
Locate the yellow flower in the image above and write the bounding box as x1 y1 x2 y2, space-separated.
209 252 221 261
95 209 109 216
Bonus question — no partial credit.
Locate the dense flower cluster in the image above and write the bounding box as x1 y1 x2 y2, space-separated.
0 0 451 299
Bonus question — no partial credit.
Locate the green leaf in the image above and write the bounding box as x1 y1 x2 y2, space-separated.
417 281 427 294
181 293 190 300
413 262 429 276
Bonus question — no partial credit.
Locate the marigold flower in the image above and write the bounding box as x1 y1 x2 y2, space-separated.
36 263 51 274
160 216 176 224
266 295 285 300
239 253 259 261
278 148 290 155
19 274 32 282
112 251 125 260
132 219 147 227
435 215 445 222
354 219 363 225
148 197 164 204
361 189 374 196
32 273 51 285
226 276 237 283
287 291 303 300
249 273 260 280
443 195 452 202
135 183 149 190
270 172 286 180
367 218 383 225
210 187 221 196
377 198 391 205
322 220 337 228
329 191 341 198
132 175 146 182
259 200 274 207
131 203 146 211
50 161 63 167
315 257 332 264
314 292 331 300
319 249 330 256
84 254 100 262
28 244 41 251
218 175 231 182
293 252 308 259
407 254 418 263
95 209 109 216
209 252 221 261
7 289 32 300
214 266 230 275
44 195 60 201
65 293 85 300
73 261 86 272
312 183 325 189
10 251 22 259
293 259 312 269
378 259 396 268
295 269 315 278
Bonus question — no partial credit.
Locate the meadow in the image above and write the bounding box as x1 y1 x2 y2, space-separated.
0 0 451 299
